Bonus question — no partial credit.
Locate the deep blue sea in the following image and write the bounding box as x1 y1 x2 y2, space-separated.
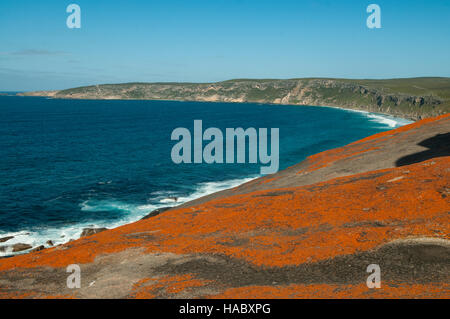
0 96 412 254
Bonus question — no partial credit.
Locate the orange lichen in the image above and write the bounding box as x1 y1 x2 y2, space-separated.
350 113 450 144
129 274 213 298
210 282 450 299
296 113 450 174
1 156 447 272
0 288 74 299
0 113 448 299
259 176 281 184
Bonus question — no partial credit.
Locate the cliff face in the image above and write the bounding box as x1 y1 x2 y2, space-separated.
20 77 450 120
0 114 448 299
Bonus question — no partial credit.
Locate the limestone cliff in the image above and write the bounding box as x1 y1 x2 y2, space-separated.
20 77 450 120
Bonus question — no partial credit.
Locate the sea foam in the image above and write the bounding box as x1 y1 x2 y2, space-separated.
0 176 257 257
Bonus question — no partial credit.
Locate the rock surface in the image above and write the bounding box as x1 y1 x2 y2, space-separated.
141 207 172 220
80 228 108 238
0 114 448 299
30 246 45 253
11 244 32 253
0 236 14 243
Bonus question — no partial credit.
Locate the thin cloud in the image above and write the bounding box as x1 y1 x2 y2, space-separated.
0 49 68 56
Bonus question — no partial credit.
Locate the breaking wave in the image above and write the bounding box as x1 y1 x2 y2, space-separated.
0 176 257 257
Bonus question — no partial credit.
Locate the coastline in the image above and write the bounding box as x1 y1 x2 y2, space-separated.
17 93 420 122
0 113 448 298
0 101 413 257
17 77 450 121
0 176 259 258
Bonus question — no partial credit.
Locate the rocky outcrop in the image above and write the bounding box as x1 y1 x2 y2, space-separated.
80 228 108 238
0 114 448 299
140 207 172 220
0 236 14 243
30 246 45 253
12 243 32 253
0 243 33 254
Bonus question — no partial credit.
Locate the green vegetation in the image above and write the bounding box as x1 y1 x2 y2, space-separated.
21 77 450 120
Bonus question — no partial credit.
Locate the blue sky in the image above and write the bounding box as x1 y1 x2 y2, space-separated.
0 0 449 91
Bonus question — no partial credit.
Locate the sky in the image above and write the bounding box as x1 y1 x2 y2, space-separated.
0 0 449 91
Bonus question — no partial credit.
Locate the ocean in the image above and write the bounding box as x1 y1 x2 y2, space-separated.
0 96 412 255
